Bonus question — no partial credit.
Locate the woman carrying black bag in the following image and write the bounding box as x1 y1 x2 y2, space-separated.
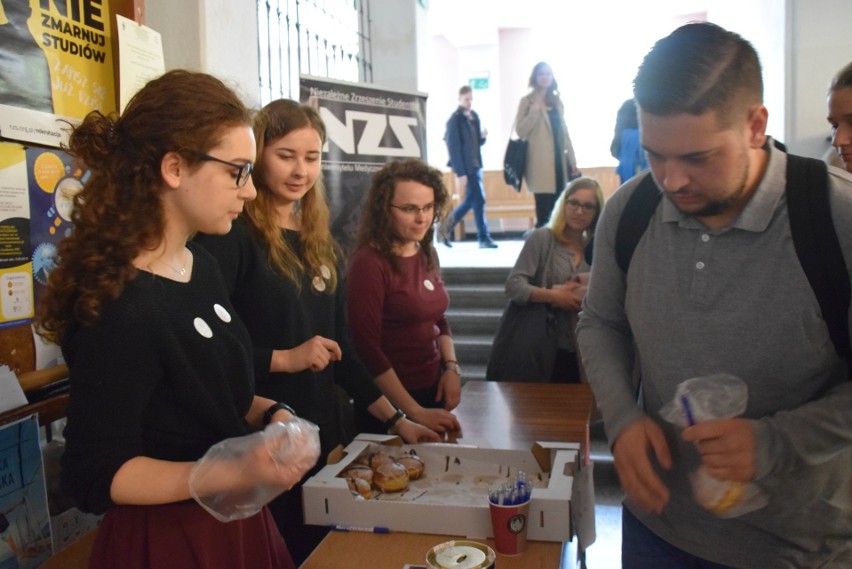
513 62 580 227
487 177 603 383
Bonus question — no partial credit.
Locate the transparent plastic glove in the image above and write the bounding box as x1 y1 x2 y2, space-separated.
660 374 768 518
188 418 321 522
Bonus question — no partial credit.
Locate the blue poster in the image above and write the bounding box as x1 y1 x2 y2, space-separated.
25 146 88 310
0 415 52 567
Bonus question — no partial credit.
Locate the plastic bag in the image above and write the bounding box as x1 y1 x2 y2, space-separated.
660 374 768 518
189 418 321 522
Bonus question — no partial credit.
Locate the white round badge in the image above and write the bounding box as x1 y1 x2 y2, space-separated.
320 264 331 280
193 317 213 338
213 304 232 323
312 276 326 292
423 279 435 291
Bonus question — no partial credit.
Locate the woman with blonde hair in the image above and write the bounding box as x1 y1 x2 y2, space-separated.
514 61 581 227
488 176 603 383
194 100 439 564
827 61 852 172
37 70 311 569
347 159 462 436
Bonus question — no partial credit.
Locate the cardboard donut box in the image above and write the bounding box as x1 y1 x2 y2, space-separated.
302 434 580 542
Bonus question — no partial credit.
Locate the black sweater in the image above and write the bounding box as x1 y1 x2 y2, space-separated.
194 219 382 458
60 244 255 514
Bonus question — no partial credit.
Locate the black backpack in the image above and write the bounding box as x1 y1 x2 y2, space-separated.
614 154 851 369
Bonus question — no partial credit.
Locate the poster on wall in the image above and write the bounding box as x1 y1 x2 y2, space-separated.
299 76 427 252
0 0 115 148
0 143 33 329
25 146 86 310
0 414 53 567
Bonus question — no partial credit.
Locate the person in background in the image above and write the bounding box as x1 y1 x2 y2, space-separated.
36 70 306 569
514 61 580 228
440 85 497 249
611 98 649 183
347 159 462 435
827 61 852 172
499 177 603 383
577 23 852 568
194 99 440 565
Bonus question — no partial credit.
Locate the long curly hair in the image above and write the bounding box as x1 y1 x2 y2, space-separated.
354 159 450 272
247 99 337 291
36 70 252 343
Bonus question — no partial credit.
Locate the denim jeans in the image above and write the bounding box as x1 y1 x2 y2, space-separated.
622 507 736 569
447 169 491 241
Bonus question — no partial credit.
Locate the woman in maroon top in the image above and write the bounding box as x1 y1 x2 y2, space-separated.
347 160 462 434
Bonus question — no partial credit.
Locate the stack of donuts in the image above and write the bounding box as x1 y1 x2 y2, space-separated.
340 449 425 497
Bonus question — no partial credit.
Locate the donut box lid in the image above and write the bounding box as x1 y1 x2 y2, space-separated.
303 435 581 542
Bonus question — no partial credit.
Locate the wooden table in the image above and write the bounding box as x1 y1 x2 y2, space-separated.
301 382 594 569
447 382 595 462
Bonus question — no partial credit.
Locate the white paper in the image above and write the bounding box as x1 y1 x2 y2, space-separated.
33 324 64 370
115 15 165 112
570 454 596 551
0 365 28 413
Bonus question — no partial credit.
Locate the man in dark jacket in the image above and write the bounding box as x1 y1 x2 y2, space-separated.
441 85 497 248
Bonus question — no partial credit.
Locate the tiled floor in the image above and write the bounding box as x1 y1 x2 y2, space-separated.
439 236 625 568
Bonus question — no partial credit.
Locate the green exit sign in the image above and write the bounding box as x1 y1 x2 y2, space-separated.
469 77 489 90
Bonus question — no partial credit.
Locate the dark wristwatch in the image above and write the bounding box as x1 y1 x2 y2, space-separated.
263 402 296 426
384 408 406 434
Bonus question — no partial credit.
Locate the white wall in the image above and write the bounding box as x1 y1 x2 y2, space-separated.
786 0 852 158
145 0 261 108
369 0 421 94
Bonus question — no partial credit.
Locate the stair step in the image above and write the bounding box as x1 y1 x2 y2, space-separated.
446 284 507 310
447 308 503 335
453 334 494 366
442 266 510 286
460 365 486 384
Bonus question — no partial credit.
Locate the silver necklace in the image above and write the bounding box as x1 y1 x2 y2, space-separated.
157 248 188 276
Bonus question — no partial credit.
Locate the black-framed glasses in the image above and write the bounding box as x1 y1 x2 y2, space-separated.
391 203 435 215
566 198 598 213
197 152 254 188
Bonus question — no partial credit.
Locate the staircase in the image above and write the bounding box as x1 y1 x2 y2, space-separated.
442 266 510 383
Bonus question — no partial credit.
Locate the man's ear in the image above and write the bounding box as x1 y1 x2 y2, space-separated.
161 151 183 189
747 105 769 149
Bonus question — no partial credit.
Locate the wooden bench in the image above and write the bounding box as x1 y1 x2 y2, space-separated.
442 170 535 239
442 167 621 239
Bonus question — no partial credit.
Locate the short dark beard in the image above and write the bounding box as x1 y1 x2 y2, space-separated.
693 157 750 219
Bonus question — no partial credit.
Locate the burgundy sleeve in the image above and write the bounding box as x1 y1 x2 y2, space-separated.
346 249 393 377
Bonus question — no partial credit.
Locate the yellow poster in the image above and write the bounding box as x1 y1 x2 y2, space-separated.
0 0 115 147
0 142 34 326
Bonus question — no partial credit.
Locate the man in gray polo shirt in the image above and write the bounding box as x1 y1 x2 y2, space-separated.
577 22 852 568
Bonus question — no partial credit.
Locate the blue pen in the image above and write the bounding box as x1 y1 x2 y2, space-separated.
681 394 696 426
329 525 390 534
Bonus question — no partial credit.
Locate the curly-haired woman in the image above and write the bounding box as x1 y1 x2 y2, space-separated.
346 160 462 435
36 70 306 569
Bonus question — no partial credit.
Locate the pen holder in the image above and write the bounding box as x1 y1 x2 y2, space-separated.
488 498 530 556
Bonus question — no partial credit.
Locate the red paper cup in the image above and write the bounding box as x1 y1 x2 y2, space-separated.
488 500 530 556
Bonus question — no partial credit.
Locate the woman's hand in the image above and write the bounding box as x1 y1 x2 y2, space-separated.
409 406 460 434
395 418 441 443
271 335 342 373
550 281 584 310
436 370 461 411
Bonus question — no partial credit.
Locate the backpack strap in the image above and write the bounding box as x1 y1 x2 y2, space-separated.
615 173 662 274
785 154 852 368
